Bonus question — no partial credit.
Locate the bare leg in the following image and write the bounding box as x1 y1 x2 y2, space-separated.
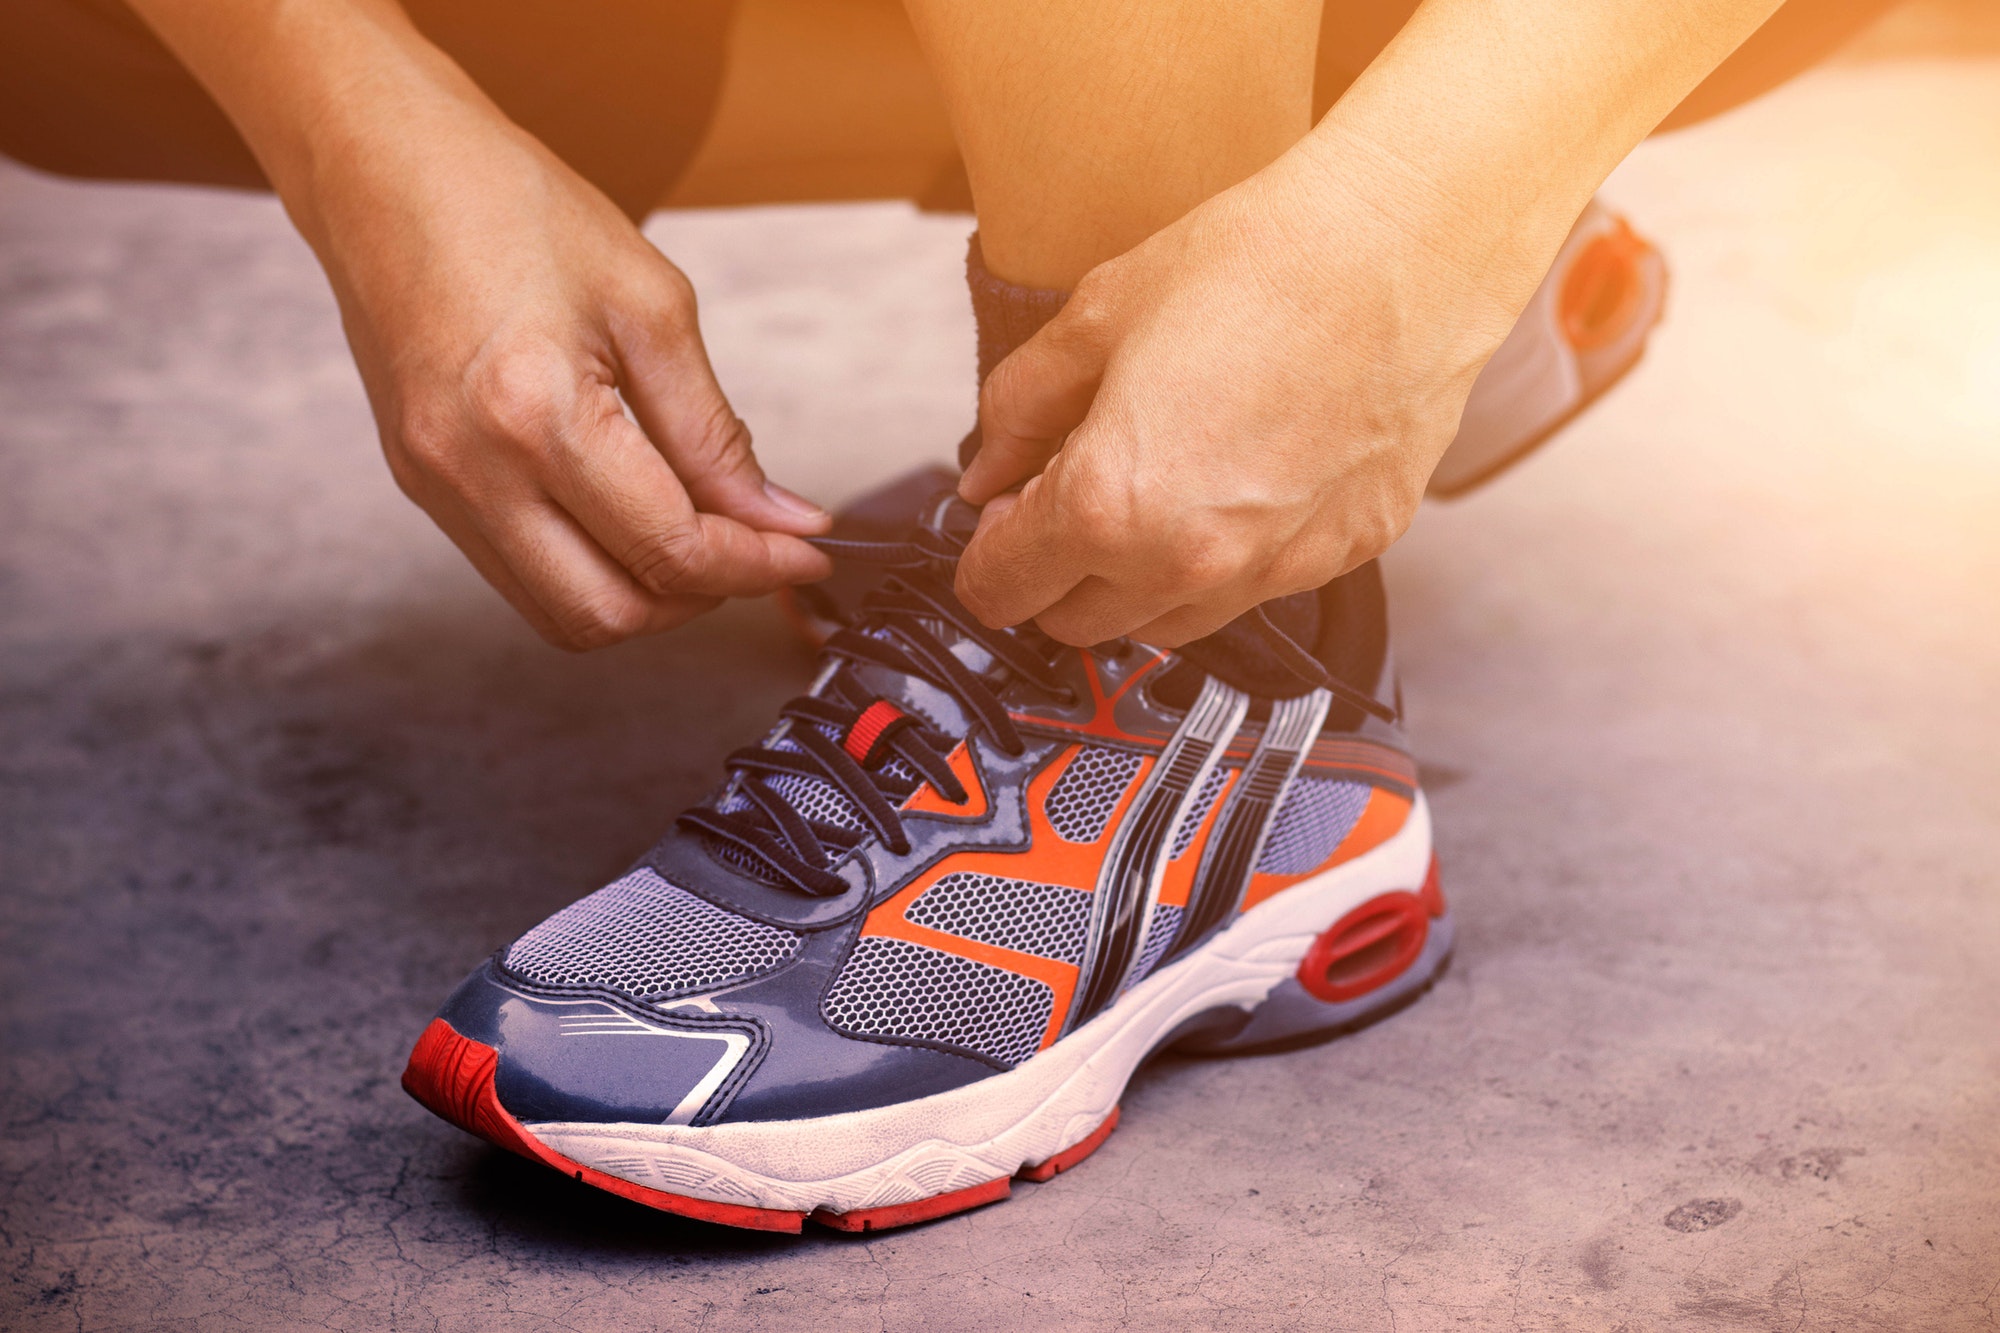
899 0 1318 288
668 0 1317 286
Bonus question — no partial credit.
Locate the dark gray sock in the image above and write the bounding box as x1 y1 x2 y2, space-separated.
960 233 1070 468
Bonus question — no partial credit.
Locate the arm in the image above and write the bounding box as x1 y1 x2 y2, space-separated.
955 0 1782 647
125 0 830 648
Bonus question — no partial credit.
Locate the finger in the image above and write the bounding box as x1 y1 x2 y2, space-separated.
1031 576 1189 649
472 485 724 649
536 393 831 598
609 267 829 535
955 471 1097 629
1122 601 1244 651
423 482 719 650
960 299 1113 504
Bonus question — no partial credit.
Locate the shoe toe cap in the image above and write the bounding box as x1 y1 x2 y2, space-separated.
420 959 758 1125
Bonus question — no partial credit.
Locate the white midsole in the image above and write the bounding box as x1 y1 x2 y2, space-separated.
529 793 1432 1216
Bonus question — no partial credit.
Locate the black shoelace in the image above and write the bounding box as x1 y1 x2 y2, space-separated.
679 515 1395 896
679 524 1074 896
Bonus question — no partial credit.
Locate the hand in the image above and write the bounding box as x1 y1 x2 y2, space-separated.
300 79 830 649
953 143 1539 648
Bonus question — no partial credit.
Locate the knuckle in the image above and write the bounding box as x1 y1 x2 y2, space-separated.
1059 276 1116 340
636 258 698 314
619 264 702 349
1057 468 1130 553
684 398 757 470
468 343 572 455
624 525 703 593
1263 539 1335 597
1162 522 1242 589
555 589 650 650
391 399 460 477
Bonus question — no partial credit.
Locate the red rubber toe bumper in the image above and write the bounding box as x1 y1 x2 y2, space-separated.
401 1018 809 1233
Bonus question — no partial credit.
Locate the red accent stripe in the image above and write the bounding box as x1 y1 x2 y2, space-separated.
844 699 906 763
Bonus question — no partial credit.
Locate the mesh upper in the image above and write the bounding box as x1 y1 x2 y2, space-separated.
1256 778 1374 875
503 867 801 998
905 871 1092 965
1045 747 1145 843
761 771 865 831
822 935 1053 1066
1169 765 1231 860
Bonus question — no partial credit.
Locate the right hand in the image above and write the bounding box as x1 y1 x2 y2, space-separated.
297 84 830 649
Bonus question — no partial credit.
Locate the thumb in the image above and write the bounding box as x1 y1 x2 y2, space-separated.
956 466 1088 630
960 297 1114 505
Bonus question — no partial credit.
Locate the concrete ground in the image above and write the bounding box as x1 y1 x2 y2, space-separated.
3 46 1997 1333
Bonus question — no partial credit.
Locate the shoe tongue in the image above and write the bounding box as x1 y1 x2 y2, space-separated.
1173 591 1324 698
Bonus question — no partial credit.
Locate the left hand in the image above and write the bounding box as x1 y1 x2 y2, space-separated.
953 145 1539 648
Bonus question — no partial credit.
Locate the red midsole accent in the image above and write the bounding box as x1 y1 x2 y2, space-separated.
1296 891 1430 1004
1418 854 1446 919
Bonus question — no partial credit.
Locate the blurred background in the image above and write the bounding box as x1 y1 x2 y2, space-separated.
1 2 1996 1330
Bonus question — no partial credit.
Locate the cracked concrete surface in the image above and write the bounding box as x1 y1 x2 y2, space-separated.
4 54 1998 1333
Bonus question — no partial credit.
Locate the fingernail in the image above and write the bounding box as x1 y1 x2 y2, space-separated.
763 481 826 519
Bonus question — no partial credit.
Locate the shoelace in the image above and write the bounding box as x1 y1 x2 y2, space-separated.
680 515 1396 896
679 523 1074 896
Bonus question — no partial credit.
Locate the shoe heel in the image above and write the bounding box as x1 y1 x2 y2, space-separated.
1176 857 1452 1055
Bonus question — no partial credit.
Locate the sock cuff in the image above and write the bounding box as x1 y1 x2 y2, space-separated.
966 233 1070 386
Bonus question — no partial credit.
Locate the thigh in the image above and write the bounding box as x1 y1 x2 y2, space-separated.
405 0 736 217
0 0 737 220
0 0 266 190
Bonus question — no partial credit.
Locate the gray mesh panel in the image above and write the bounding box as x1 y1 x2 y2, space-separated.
762 771 865 831
822 936 1053 1066
1255 778 1373 875
1169 765 1231 860
1044 747 1144 843
504 868 801 998
705 837 776 879
905 872 1092 965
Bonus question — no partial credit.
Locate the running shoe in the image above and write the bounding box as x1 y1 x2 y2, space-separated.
402 499 1449 1233
1429 198 1667 496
